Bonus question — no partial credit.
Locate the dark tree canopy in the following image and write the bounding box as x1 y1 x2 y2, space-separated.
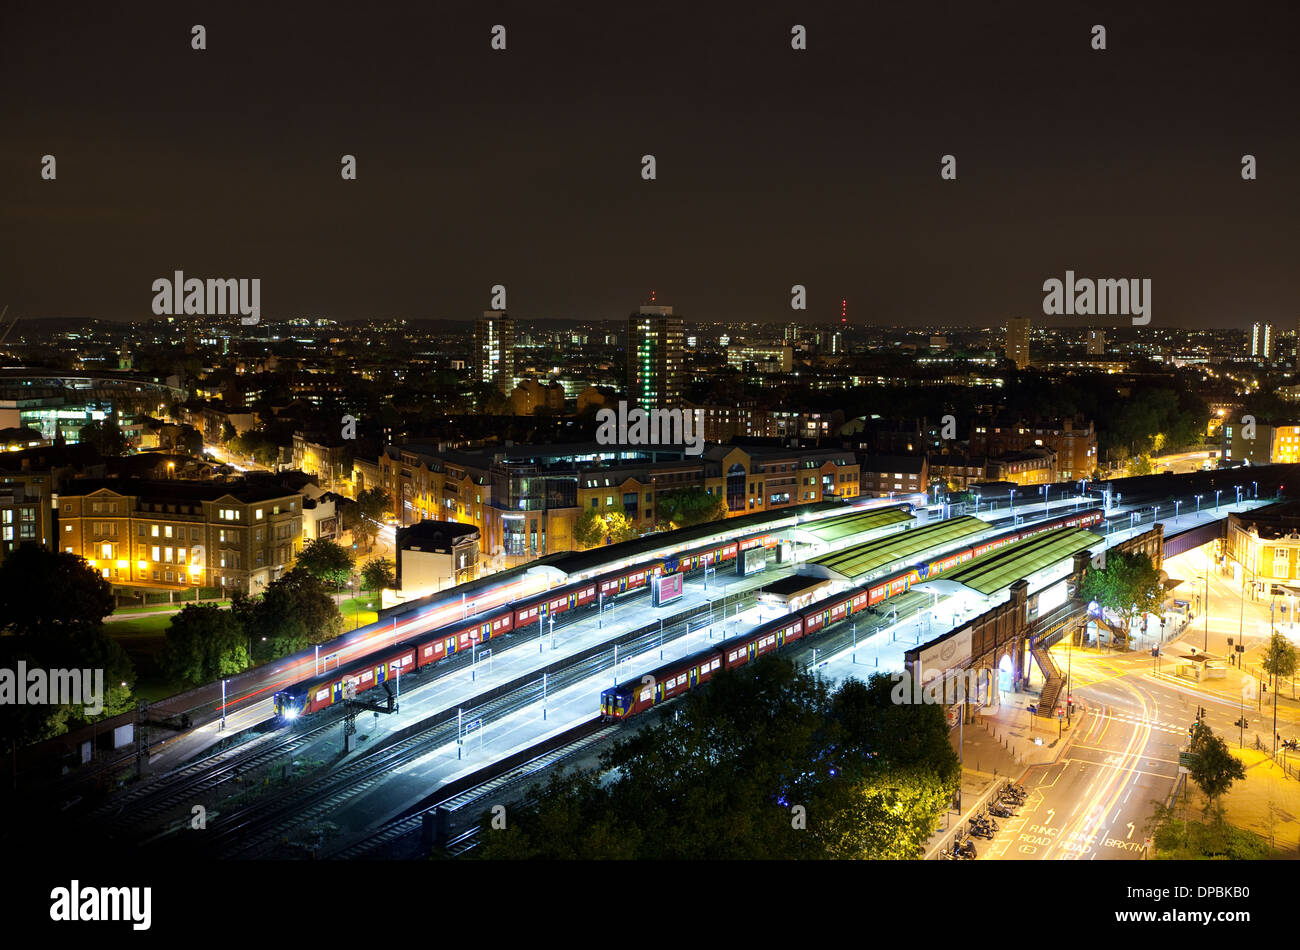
476 660 958 860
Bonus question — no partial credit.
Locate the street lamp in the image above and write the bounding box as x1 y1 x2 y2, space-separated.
1215 489 1222 512
1195 494 1203 517
1204 541 1210 653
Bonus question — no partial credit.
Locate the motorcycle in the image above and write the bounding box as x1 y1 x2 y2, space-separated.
989 803 1014 819
955 838 977 859
968 821 994 839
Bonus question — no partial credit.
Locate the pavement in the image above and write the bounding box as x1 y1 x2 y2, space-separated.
926 687 1088 858
1177 748 1300 854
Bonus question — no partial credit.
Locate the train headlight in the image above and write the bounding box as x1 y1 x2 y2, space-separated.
283 708 299 720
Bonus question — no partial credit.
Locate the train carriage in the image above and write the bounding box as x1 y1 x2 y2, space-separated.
274 644 416 719
600 645 726 720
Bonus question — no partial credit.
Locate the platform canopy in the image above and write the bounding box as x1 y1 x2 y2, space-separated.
804 516 986 582
940 527 1098 597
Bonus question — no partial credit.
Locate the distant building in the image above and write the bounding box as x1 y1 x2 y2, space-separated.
1227 502 1300 595
686 403 841 444
858 454 928 497
1252 322 1275 360
1005 317 1031 370
627 305 685 411
1087 328 1106 355
927 454 989 491
0 477 52 563
509 379 566 415
986 447 1057 486
379 440 859 561
970 413 1097 481
292 432 351 491
1226 422 1300 466
395 520 480 599
57 478 305 595
301 492 341 542
725 344 794 374
474 311 515 394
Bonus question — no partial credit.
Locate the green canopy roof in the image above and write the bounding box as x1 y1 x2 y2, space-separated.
941 527 1098 596
808 516 986 581
798 505 913 544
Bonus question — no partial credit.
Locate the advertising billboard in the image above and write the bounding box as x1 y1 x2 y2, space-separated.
738 546 767 577
652 572 684 607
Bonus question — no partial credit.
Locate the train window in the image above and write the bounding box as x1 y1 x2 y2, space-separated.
315 688 329 702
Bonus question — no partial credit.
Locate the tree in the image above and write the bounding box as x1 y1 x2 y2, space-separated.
1187 721 1246 814
244 568 342 662
0 546 115 638
353 487 390 552
573 506 639 549
1129 453 1154 476
477 661 958 860
295 538 354 587
1079 550 1163 648
78 418 128 456
1261 631 1298 690
0 547 133 749
164 603 250 686
357 487 391 523
653 487 728 529
361 557 396 594
219 421 236 444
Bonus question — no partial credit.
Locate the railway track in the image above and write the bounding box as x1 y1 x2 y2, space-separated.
324 719 620 860
191 642 643 858
81 716 341 838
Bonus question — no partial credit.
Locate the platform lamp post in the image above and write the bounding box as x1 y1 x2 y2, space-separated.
1204 540 1211 653
1215 489 1222 512
1009 488 1015 515
1174 500 1181 523
1195 494 1203 518
974 492 981 514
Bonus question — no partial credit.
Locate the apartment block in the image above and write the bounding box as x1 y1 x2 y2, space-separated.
57 478 305 595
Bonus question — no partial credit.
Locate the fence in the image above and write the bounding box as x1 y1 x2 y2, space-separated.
1252 735 1300 781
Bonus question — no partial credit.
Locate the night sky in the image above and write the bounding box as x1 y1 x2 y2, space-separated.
1 1 1296 328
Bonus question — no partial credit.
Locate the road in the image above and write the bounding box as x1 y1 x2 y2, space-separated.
984 643 1300 860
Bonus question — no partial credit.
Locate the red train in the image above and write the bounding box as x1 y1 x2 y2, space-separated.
600 507 1103 720
273 530 778 718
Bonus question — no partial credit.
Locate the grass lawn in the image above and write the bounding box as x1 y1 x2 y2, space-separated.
106 614 185 703
338 593 380 630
